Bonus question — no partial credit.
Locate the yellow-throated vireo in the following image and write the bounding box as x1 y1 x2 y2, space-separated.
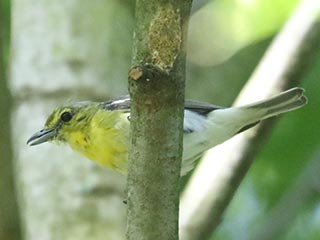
27 87 307 175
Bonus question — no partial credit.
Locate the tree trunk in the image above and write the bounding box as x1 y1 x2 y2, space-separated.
126 1 192 240
0 1 21 239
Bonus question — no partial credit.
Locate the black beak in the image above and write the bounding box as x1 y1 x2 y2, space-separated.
27 128 57 146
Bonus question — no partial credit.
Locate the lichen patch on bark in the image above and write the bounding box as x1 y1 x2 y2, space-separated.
148 5 181 69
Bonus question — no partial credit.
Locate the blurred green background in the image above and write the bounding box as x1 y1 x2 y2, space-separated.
1 0 319 239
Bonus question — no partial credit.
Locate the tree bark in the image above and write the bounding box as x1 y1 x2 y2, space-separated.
126 1 192 240
10 0 134 239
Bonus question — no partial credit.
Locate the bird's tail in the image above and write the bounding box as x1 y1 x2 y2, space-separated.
243 87 307 121
181 88 307 176
207 88 307 129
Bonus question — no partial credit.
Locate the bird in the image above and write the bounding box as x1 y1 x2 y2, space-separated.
27 87 307 176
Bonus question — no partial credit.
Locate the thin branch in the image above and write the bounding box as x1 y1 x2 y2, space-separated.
179 0 320 239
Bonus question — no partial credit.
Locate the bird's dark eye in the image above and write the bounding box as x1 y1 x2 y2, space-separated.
60 111 73 122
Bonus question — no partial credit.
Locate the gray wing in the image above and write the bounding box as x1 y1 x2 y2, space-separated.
184 99 223 115
101 95 131 112
101 95 224 134
101 95 223 116
101 95 258 134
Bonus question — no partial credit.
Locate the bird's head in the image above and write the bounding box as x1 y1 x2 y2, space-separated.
27 102 99 146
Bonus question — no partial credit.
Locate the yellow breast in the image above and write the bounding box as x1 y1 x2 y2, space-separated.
68 110 130 174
